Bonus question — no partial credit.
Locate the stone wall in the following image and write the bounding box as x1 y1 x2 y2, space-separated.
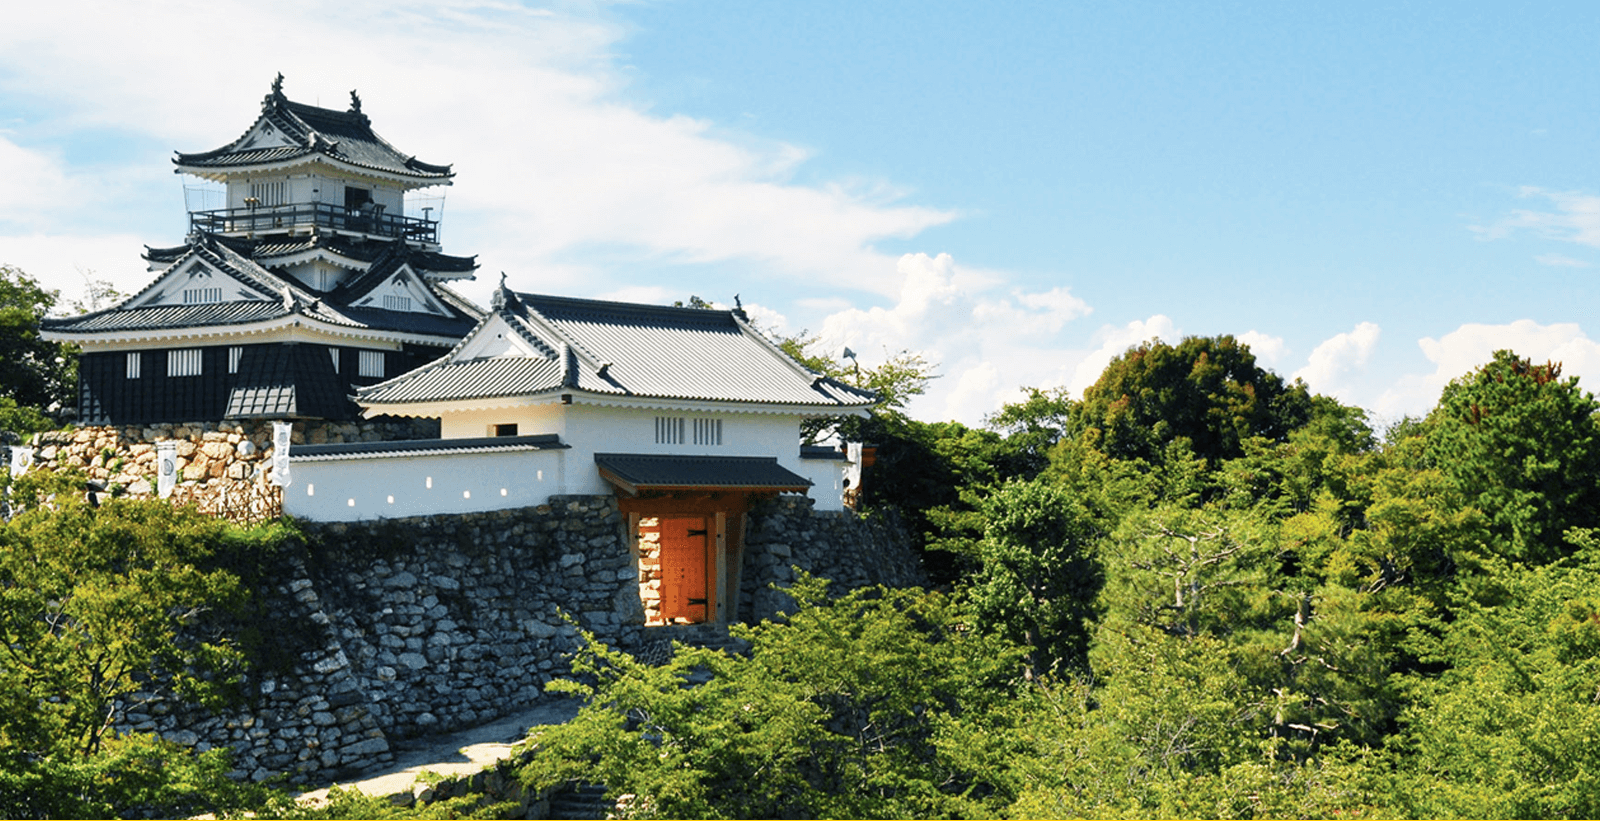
26 417 438 523
109 493 922 785
740 495 929 622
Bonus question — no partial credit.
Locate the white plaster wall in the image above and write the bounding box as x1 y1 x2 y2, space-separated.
284 448 568 521
440 404 570 443
797 458 846 512
436 402 836 504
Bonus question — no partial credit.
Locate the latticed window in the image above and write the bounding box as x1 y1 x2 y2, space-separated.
382 295 412 311
182 287 223 304
249 180 288 207
125 352 141 379
229 346 243 374
358 350 384 378
329 348 340 373
693 417 723 445
168 349 203 377
655 416 685 445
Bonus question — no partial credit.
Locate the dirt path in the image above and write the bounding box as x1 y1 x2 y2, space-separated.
296 696 584 806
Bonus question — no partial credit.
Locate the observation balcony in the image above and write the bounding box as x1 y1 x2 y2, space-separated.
188 202 438 245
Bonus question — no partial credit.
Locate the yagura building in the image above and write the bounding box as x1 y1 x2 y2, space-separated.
42 76 482 425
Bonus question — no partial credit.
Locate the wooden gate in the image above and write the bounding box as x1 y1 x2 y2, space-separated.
658 515 710 623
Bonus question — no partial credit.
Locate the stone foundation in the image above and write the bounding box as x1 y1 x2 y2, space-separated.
104 493 921 785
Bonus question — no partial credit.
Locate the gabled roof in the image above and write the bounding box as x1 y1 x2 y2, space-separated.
173 75 452 186
357 285 878 413
42 233 480 344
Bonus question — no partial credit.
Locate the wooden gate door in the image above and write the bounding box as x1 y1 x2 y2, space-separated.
659 515 710 623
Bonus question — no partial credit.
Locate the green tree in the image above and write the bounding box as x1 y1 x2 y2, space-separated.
968 478 1101 675
1391 531 1600 817
520 577 1026 819
0 471 266 758
0 264 75 414
1074 335 1316 465
1425 350 1600 563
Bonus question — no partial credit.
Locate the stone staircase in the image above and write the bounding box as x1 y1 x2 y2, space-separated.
545 783 614 819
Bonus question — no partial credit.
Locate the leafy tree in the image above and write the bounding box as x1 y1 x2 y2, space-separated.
1074 335 1316 464
520 576 1026 819
1425 350 1600 563
1391 531 1600 817
0 470 271 758
0 264 75 414
968 478 1101 675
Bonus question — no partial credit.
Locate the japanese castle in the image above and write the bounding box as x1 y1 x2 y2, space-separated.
41 76 482 424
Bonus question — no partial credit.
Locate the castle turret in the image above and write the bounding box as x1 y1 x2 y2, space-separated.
42 76 483 425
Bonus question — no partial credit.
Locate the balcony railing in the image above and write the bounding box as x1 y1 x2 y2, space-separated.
189 203 438 244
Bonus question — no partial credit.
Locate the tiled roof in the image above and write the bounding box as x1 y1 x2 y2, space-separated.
226 343 354 419
357 289 878 410
42 300 284 333
290 434 567 462
174 79 451 182
595 453 812 493
47 234 479 341
358 357 565 404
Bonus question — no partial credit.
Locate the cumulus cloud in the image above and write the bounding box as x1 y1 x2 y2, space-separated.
814 253 1097 424
1375 319 1600 416
1292 321 1381 400
1236 330 1288 367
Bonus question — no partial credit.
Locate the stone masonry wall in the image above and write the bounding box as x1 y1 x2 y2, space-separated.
109 493 921 785
740 495 929 622
26 417 438 522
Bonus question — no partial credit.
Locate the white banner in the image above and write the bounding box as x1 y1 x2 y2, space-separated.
270 422 292 487
9 446 31 477
157 441 177 499
844 441 863 491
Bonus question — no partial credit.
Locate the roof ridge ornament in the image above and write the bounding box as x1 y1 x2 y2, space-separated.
491 273 519 310
265 73 286 111
349 89 362 114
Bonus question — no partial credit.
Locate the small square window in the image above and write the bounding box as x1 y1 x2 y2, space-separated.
493 423 518 437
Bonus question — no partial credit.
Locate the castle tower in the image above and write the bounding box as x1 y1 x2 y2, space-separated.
42 76 483 425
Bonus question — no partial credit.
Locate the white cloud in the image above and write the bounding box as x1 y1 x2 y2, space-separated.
1375 319 1600 416
815 253 1096 424
1236 330 1288 367
0 233 153 305
1292 321 1381 400
1535 252 1591 268
0 0 955 306
1475 187 1600 247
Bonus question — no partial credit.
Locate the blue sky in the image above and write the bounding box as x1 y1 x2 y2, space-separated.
4 1 1600 425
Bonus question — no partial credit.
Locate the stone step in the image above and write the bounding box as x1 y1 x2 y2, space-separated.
547 783 613 820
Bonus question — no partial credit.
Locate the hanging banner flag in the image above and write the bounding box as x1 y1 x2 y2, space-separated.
9 446 32 477
844 441 863 491
270 422 292 487
157 441 177 499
